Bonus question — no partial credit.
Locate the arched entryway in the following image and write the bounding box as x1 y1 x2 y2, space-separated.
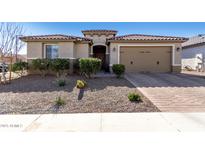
93 45 108 71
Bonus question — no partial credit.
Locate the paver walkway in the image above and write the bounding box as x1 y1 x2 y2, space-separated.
125 73 205 112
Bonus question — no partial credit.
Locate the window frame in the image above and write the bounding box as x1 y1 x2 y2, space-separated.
44 44 59 59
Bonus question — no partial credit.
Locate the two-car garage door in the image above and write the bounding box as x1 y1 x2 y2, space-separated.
120 46 172 73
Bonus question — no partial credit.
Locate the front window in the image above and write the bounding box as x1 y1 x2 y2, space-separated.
45 45 59 59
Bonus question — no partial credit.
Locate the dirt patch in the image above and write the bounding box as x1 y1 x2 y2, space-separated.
0 75 159 114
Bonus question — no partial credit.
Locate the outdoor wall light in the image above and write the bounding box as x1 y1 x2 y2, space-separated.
176 47 181 52
112 47 116 52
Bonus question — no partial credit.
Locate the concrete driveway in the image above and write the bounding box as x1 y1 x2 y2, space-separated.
125 73 205 112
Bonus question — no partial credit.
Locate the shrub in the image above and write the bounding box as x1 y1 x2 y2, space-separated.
32 59 50 76
79 58 101 78
12 61 28 77
57 79 66 87
112 64 125 78
55 96 65 106
128 93 141 102
50 59 69 77
76 80 87 89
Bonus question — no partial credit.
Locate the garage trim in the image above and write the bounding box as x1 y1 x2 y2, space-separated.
117 43 179 66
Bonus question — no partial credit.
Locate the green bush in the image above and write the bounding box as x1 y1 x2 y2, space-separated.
128 93 141 102
12 61 28 77
55 96 65 106
57 79 66 87
76 80 87 89
31 58 70 76
112 64 125 78
32 59 50 76
50 59 69 77
79 58 101 78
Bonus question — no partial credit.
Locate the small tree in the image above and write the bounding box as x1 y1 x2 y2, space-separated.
32 59 50 76
50 59 69 77
0 23 25 83
79 58 101 78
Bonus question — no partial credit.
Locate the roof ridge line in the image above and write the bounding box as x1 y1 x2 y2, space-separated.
82 29 117 32
19 34 92 42
112 34 187 39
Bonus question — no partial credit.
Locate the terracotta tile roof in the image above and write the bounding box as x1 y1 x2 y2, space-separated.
82 30 117 33
74 36 92 41
108 34 188 42
20 34 91 42
82 30 118 36
182 34 205 47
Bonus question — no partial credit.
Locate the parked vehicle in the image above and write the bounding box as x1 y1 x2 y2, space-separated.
0 63 8 73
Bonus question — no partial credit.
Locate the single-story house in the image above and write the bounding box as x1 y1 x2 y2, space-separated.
20 30 187 73
182 34 205 72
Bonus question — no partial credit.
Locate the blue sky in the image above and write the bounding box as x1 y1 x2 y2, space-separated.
21 22 205 37
18 22 205 54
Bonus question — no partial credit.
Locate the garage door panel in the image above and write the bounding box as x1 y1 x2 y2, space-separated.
120 46 171 73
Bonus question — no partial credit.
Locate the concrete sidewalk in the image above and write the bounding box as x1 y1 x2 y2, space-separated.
0 113 205 132
182 70 205 77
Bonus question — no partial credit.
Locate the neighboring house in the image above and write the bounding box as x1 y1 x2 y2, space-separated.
1 54 27 64
20 30 187 73
16 54 27 62
182 34 205 71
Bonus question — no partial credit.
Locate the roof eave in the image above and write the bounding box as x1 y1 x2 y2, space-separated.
20 38 77 42
107 39 187 43
82 30 118 36
74 40 92 44
182 42 205 49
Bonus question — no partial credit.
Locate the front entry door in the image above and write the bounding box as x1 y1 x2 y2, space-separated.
93 52 106 69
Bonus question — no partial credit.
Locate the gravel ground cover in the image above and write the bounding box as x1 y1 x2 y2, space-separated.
0 75 159 114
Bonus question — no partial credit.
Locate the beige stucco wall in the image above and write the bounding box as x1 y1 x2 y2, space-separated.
109 43 119 66
26 41 183 73
173 43 182 65
85 34 113 55
109 42 182 68
58 42 74 58
85 34 114 45
27 42 75 59
74 43 89 58
27 42 43 59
